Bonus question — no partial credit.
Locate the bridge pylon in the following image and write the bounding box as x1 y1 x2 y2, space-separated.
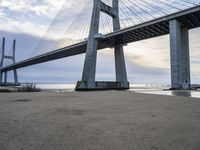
169 19 191 90
76 0 129 91
0 37 20 86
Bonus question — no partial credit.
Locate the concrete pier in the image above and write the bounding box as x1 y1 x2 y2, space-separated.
0 38 5 84
4 71 7 83
76 0 129 91
113 0 129 88
79 0 101 89
0 70 2 84
169 19 191 90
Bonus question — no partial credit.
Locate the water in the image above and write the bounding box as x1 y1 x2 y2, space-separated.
35 83 200 99
130 88 200 99
36 84 75 92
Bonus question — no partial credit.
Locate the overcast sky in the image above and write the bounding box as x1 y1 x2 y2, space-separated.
0 0 200 85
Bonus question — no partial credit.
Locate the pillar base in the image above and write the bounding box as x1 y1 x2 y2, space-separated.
169 87 191 90
0 82 21 87
75 81 129 91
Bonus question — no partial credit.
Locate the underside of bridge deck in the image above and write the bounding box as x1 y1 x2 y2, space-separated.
100 7 200 49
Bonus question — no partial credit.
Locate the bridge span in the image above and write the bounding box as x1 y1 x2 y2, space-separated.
1 1 200 90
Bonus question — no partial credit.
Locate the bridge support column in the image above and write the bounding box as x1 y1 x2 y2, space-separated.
169 19 191 90
0 37 20 86
113 0 128 88
75 0 129 91
77 0 101 89
0 38 4 85
0 70 2 84
4 71 7 83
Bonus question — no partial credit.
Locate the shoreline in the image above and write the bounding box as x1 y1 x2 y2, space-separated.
1 85 200 99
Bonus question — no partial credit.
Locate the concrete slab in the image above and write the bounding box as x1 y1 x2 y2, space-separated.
75 81 129 91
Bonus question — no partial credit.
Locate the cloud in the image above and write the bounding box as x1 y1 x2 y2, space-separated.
0 0 65 17
124 36 170 69
0 0 90 38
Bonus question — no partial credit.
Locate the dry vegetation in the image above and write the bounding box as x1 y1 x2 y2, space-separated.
18 83 41 92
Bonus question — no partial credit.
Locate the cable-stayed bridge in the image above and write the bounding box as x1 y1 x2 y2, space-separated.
1 0 200 90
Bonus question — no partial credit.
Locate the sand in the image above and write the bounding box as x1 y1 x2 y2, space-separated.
0 91 200 150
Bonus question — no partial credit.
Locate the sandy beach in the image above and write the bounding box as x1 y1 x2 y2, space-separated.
0 91 200 150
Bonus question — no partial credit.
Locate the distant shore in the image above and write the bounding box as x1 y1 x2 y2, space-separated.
1 85 200 98
0 86 18 92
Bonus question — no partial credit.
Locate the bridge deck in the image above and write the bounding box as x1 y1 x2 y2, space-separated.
1 6 200 72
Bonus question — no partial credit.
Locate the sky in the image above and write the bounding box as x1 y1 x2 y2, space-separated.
0 0 200 85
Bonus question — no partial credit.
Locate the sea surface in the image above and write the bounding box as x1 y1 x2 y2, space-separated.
34 83 200 99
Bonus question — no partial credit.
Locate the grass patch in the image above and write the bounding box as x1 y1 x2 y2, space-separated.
18 83 41 92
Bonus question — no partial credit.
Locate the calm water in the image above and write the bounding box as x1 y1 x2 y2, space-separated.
35 84 200 99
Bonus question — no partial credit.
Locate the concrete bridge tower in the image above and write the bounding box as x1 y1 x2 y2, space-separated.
0 37 19 86
169 19 191 90
76 0 129 91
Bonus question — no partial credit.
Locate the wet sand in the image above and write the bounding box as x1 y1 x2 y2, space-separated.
0 91 200 150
